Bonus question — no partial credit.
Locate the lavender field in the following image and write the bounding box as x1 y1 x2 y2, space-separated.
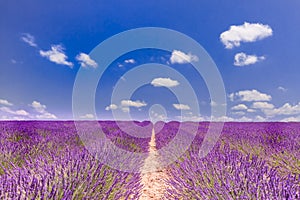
0 121 299 199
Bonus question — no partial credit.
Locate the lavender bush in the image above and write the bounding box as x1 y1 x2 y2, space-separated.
0 121 144 199
163 122 300 199
0 121 299 199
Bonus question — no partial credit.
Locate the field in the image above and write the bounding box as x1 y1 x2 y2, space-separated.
0 121 299 199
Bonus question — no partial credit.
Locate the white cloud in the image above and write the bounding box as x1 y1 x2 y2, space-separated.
121 107 130 113
76 53 98 68
232 111 245 116
120 76 126 81
264 102 300 117
255 115 266 122
211 115 235 122
0 107 29 116
124 59 136 64
121 100 147 108
229 89 272 102
36 113 57 119
0 99 13 106
30 101 57 119
21 33 37 47
105 104 118 111
12 116 27 120
231 104 248 110
151 78 179 88
234 52 265 66
178 115 205 122
31 101 46 113
239 116 253 122
247 109 256 113
220 22 273 49
228 93 235 101
80 114 95 119
278 86 287 92
173 104 190 110
252 102 274 110
210 101 218 107
248 101 300 119
211 115 257 122
40 45 73 67
170 50 199 64
151 111 167 121
194 115 263 122
0 100 58 120
280 116 300 122
155 114 167 121
15 110 29 116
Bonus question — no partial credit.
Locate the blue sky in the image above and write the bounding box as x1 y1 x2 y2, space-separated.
1 0 300 121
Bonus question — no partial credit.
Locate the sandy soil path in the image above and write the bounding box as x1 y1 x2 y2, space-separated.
139 129 169 200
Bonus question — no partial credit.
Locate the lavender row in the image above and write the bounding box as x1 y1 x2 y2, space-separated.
156 122 300 199
0 121 149 199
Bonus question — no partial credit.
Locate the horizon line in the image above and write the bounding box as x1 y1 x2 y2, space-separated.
0 119 299 123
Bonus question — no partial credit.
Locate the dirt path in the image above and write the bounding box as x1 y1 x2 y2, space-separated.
139 128 169 200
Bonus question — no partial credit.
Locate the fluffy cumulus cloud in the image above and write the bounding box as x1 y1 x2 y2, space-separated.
30 101 57 119
247 109 256 113
255 115 266 122
80 114 95 119
263 102 300 117
210 101 218 107
234 52 265 66
212 115 265 122
0 107 29 116
121 107 130 113
20 33 37 47
228 93 235 102
210 115 235 122
105 104 118 111
0 99 13 106
280 116 300 122
177 115 205 122
231 104 248 110
15 110 29 116
121 100 147 108
238 116 253 122
36 113 57 119
170 50 199 64
0 100 58 120
252 102 274 110
124 59 135 64
229 89 272 102
31 101 46 113
76 53 98 68
246 101 300 121
220 22 273 49
232 111 245 116
120 76 126 81
173 104 190 110
176 114 267 122
195 115 266 122
151 77 179 88
150 111 167 121
40 45 73 67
